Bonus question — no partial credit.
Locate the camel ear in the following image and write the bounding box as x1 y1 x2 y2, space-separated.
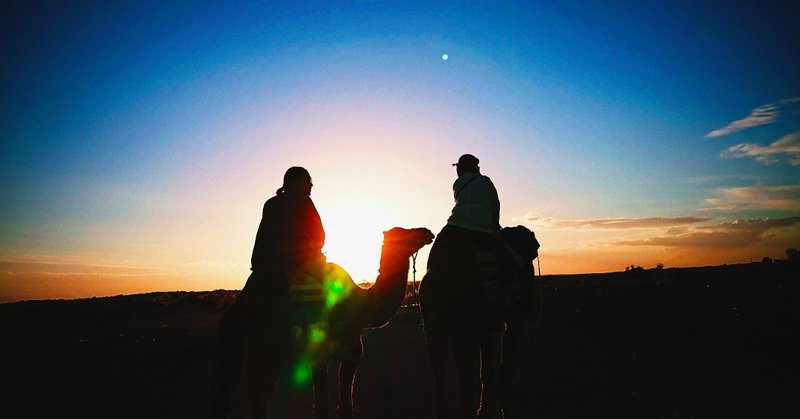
383 227 398 238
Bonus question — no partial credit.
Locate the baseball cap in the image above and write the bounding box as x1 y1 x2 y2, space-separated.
452 154 480 167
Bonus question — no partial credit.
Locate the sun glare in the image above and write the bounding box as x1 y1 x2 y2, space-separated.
322 202 392 284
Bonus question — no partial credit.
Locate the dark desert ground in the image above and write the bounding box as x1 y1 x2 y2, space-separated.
2 261 798 418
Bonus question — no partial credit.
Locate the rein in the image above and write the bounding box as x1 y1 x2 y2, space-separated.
411 251 419 293
526 255 544 330
410 251 424 331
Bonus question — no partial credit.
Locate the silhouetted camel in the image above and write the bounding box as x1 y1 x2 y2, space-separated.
420 225 539 419
483 226 539 418
210 227 434 419
319 227 434 418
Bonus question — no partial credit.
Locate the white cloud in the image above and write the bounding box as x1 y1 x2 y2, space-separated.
0 260 168 276
614 217 800 248
515 212 800 271
699 184 800 212
705 97 798 138
522 214 710 230
705 103 779 138
686 174 761 184
722 131 800 166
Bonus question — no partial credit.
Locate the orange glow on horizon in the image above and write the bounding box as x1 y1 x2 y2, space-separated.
0 267 244 304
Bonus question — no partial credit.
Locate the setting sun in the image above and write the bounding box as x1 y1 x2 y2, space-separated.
322 201 395 284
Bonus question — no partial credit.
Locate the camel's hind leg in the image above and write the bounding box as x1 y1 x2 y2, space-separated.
425 333 451 419
311 359 330 419
478 329 503 419
451 333 481 419
498 319 523 418
335 359 359 419
333 332 363 419
245 337 282 419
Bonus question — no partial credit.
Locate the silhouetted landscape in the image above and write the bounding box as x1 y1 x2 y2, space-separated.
2 261 798 418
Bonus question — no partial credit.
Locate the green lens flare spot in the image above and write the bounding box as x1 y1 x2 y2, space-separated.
329 281 344 292
326 293 338 308
309 325 326 343
323 277 348 308
292 363 311 386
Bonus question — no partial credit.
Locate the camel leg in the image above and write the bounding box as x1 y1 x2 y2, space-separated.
245 338 280 419
451 333 480 419
333 331 363 419
210 304 246 419
312 359 330 419
425 333 451 419
336 360 358 419
478 329 503 419
498 320 522 418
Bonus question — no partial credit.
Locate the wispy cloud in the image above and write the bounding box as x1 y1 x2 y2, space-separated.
515 213 800 271
705 97 799 138
700 184 800 212
721 131 800 166
705 103 779 138
0 260 236 303
614 217 800 248
0 261 168 276
685 173 761 184
523 214 710 230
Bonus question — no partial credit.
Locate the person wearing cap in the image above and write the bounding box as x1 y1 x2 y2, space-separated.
447 154 501 236
420 153 503 419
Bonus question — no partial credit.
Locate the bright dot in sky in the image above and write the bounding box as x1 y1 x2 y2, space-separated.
442 53 449 61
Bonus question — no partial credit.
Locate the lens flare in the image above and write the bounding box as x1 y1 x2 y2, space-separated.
324 276 347 308
286 262 359 389
309 323 327 343
292 363 311 386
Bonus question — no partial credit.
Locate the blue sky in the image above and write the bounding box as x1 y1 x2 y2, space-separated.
1 1 798 301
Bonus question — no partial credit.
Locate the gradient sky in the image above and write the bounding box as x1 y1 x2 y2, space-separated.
2 1 799 302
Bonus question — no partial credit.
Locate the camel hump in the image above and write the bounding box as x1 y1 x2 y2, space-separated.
323 262 358 295
325 262 352 279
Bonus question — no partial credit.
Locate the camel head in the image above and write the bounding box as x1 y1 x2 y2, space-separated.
382 227 434 256
501 225 540 262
